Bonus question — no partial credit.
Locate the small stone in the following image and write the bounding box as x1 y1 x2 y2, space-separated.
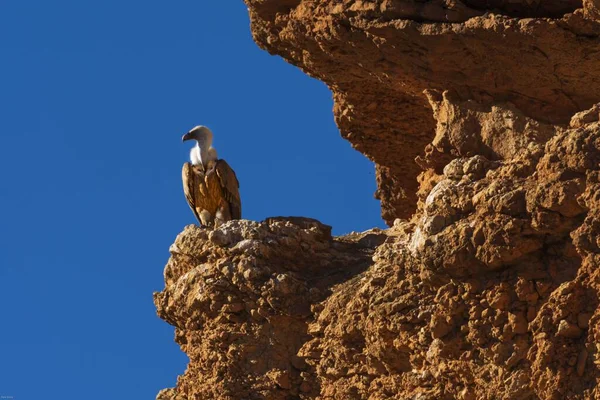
220 264 234 277
232 239 258 252
222 303 244 313
509 312 528 334
424 215 447 235
243 267 259 281
417 310 431 321
557 320 582 338
489 292 510 311
506 350 525 368
469 306 482 319
208 230 231 247
430 315 452 339
492 310 507 327
443 158 465 179
270 370 291 390
556 281 576 296
308 323 323 335
426 338 445 362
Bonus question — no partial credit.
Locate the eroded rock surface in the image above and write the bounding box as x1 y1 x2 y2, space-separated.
299 104 600 400
155 1 600 398
156 106 600 398
154 218 381 399
244 0 600 223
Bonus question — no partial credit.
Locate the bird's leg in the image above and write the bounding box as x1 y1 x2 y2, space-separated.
214 206 231 228
199 210 213 227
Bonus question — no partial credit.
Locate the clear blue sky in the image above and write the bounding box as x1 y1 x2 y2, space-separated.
0 2 384 399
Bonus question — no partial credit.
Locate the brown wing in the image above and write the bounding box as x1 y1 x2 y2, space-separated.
214 159 242 219
182 162 202 224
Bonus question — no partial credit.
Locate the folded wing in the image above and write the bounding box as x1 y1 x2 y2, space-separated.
214 159 242 220
182 162 203 224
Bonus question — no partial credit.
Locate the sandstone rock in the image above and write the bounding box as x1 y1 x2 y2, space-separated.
557 320 583 338
430 315 452 339
154 219 378 399
578 313 592 329
244 0 600 223
155 388 180 400
154 1 600 398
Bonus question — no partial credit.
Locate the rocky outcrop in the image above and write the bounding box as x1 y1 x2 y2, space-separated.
155 1 600 399
154 218 384 399
244 0 600 223
299 104 600 399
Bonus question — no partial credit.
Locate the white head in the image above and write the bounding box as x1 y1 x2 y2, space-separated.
182 125 217 167
182 125 213 148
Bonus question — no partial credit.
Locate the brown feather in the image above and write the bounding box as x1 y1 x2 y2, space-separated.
182 160 242 226
214 159 242 220
182 162 202 224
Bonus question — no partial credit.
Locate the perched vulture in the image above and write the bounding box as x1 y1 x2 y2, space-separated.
181 126 241 227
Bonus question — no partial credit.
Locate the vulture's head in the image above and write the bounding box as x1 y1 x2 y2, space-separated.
182 125 213 146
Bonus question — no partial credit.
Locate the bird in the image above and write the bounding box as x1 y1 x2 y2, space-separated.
181 125 241 227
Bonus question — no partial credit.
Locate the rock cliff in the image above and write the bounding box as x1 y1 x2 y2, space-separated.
155 1 600 399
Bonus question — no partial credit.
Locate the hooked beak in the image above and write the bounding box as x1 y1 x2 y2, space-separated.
182 132 193 142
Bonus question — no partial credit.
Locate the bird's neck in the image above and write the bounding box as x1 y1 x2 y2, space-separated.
195 141 212 167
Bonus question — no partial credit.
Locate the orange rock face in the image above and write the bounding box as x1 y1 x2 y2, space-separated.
155 2 600 399
244 0 600 223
